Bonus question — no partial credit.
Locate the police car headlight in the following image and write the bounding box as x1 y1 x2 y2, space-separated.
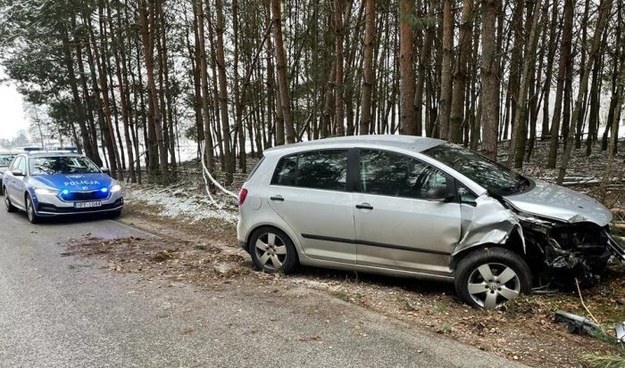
35 188 59 195
110 184 122 193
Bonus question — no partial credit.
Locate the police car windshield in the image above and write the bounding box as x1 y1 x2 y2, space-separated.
30 156 101 175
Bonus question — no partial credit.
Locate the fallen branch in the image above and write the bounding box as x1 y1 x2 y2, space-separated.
575 278 602 330
199 141 238 207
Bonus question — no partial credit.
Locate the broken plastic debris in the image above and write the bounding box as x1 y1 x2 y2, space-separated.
616 322 625 343
554 310 600 336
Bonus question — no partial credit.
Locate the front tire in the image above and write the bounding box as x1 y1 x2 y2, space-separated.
26 195 40 224
455 247 531 309
249 227 298 274
4 189 16 212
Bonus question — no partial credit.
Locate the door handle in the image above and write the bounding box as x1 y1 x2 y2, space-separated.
270 195 284 202
356 203 373 210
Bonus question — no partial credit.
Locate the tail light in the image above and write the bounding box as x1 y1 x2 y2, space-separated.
238 188 248 206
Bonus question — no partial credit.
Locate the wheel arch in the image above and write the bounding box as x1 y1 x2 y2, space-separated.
450 227 528 271
244 223 301 255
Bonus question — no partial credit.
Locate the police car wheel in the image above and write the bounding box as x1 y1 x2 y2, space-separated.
26 195 40 224
4 191 16 213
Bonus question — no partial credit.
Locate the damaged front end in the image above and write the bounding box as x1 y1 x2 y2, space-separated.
519 215 624 288
453 194 625 290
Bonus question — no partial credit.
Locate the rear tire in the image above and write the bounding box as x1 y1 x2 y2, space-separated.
26 195 40 224
249 227 298 274
4 189 15 212
455 247 531 309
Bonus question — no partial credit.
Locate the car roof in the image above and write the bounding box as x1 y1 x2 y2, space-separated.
263 135 444 156
21 151 85 158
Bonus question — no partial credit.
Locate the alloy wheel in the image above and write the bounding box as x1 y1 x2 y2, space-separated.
26 196 38 223
254 232 288 271
466 262 521 309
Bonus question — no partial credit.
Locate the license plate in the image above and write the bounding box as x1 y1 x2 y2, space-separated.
75 201 102 209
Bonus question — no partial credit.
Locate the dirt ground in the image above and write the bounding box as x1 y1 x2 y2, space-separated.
61 200 625 368
63 140 625 368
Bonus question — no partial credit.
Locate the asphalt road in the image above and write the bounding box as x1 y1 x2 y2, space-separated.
0 207 526 368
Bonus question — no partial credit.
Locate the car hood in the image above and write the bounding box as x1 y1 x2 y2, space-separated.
31 173 113 192
504 180 612 226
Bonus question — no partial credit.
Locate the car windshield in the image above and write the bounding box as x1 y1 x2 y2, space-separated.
30 156 101 175
0 154 15 167
423 143 531 196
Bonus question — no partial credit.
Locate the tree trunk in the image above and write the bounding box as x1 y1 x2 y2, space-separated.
359 0 375 135
557 0 613 184
213 0 234 184
334 0 346 136
399 0 416 135
439 0 454 140
481 0 500 160
449 0 474 143
194 0 214 172
139 0 168 184
547 0 574 168
271 0 296 143
508 0 542 168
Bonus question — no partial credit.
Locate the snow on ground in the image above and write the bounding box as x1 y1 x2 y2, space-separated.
125 183 238 224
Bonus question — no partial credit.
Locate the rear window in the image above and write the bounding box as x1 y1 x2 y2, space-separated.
271 150 348 191
0 154 15 166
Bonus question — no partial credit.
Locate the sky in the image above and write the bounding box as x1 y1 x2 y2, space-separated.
0 67 29 140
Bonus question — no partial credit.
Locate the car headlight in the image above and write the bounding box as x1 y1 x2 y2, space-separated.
35 188 59 195
110 184 122 193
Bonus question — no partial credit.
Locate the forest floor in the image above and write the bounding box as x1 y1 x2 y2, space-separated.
65 140 625 368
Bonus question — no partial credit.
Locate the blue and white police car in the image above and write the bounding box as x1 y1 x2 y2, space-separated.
0 150 17 196
2 150 123 223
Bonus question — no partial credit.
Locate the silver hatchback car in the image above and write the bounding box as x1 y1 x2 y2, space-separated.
237 135 624 308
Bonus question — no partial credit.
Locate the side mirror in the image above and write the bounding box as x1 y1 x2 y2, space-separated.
426 184 454 202
101 167 111 174
11 170 24 177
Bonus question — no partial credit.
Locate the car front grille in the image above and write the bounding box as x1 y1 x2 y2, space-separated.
61 190 109 201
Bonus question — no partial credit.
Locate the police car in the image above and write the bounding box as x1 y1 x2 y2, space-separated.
2 149 123 223
0 150 17 196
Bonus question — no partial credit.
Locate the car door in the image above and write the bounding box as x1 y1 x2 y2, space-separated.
6 156 27 208
266 149 356 264
353 149 462 276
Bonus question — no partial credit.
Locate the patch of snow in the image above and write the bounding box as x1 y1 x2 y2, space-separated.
125 185 238 224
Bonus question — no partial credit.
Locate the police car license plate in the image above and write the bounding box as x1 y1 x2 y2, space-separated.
75 201 102 209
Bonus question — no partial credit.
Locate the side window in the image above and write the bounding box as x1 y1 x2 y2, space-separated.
10 157 23 172
359 149 448 200
17 157 27 173
457 182 477 205
9 157 19 171
272 155 298 186
271 150 348 191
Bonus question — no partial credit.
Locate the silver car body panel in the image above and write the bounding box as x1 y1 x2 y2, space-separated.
454 196 523 255
352 192 458 276
503 180 612 226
